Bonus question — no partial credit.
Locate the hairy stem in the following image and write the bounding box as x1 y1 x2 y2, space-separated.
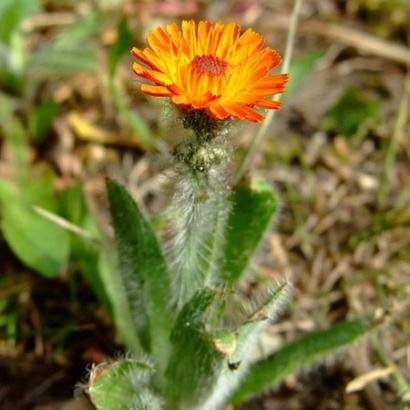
166 124 231 309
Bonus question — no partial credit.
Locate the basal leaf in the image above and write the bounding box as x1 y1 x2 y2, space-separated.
29 46 98 79
54 11 99 49
87 359 162 410
1 200 70 278
1 117 29 185
106 179 172 367
28 99 58 142
59 183 110 308
220 177 279 287
323 87 380 137
0 0 39 45
108 17 133 78
285 51 322 97
110 81 155 152
201 282 290 410
0 91 16 123
165 288 225 408
0 165 71 278
231 319 374 404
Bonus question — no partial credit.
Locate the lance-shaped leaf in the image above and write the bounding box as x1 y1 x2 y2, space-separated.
200 282 289 410
0 133 70 278
87 358 162 410
106 179 173 369
219 178 279 287
59 183 109 309
231 318 375 405
165 288 226 409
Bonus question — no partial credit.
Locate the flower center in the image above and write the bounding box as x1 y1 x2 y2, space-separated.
191 55 228 77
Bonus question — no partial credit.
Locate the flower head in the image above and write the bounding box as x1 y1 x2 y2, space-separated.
131 20 288 122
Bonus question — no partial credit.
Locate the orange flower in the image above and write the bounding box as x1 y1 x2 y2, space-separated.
131 20 288 122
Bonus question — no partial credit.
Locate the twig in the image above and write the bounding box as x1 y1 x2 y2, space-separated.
262 15 410 65
235 0 303 183
301 19 410 66
32 205 100 243
371 336 410 405
22 12 76 32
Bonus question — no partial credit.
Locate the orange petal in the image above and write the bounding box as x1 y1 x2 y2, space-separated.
208 102 229 120
223 102 248 119
216 22 240 60
208 22 225 55
142 47 167 71
251 74 289 93
182 20 197 58
132 62 171 85
166 23 182 53
255 98 282 109
147 30 170 56
131 47 157 70
172 95 190 105
197 21 212 55
141 84 172 96
243 107 264 122
236 28 265 55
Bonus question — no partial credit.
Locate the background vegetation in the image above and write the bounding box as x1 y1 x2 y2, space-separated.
0 0 409 409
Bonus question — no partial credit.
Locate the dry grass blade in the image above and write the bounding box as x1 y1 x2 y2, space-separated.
346 366 397 393
32 205 98 242
268 15 410 65
235 0 303 183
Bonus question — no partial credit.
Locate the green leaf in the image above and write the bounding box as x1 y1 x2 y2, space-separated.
108 17 133 78
28 99 58 142
0 92 17 123
0 0 39 45
165 288 225 409
285 51 322 97
0 162 70 278
97 251 141 352
201 282 289 410
1 200 70 278
322 86 380 137
0 118 70 278
59 183 110 308
24 167 56 208
1 117 30 184
54 12 99 49
87 359 162 410
106 179 173 366
220 178 279 287
231 319 375 405
29 46 98 79
110 81 155 152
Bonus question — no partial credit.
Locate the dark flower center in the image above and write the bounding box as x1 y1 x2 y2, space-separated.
191 55 228 77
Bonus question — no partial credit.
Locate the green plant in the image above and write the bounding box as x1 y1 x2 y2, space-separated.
78 18 382 410
0 1 153 296
83 137 377 410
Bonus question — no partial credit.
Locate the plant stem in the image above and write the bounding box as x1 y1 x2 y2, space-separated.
371 336 410 405
235 0 303 184
168 131 231 309
377 72 410 209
